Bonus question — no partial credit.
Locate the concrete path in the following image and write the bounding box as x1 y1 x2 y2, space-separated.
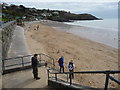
7 26 30 58
3 66 53 89
4 26 31 70
2 25 55 89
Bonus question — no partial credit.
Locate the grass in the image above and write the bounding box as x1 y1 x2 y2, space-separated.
2 17 9 22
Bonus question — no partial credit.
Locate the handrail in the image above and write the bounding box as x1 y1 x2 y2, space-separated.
40 53 54 60
2 54 120 90
2 55 32 61
2 53 54 61
109 76 120 84
49 70 120 74
47 68 120 90
2 53 55 72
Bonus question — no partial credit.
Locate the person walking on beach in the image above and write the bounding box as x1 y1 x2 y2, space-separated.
58 56 64 73
68 60 75 79
31 54 40 80
36 25 39 30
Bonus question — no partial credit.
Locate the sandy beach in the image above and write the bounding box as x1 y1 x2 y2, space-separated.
24 21 118 88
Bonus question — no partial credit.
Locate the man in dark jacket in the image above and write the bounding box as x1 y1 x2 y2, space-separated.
31 54 40 80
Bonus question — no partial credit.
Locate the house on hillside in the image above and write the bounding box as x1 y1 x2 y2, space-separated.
29 8 37 12
2 3 9 9
52 12 59 15
41 13 52 17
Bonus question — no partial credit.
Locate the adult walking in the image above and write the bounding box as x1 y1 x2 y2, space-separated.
36 25 39 30
68 60 75 79
31 54 40 80
58 56 64 73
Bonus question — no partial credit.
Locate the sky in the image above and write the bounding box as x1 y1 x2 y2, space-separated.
1 0 119 2
1 0 119 19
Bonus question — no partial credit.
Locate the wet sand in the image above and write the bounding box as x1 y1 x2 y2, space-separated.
42 20 118 48
24 21 118 88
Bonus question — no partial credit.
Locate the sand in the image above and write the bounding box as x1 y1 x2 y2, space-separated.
24 21 118 88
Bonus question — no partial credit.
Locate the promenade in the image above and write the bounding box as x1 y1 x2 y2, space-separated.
3 66 51 88
2 25 53 89
7 26 30 58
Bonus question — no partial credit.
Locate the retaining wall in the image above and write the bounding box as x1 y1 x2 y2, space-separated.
48 79 95 90
2 21 16 59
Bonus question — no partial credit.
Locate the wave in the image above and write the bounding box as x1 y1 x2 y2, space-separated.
64 18 118 31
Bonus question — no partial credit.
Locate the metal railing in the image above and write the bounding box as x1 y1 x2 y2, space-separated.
2 53 55 72
2 53 120 90
47 69 120 90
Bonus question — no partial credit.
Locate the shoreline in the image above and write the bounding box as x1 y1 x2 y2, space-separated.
24 21 118 88
41 20 118 49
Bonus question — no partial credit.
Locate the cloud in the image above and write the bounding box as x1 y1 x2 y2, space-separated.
34 2 118 13
1 0 119 2
1 0 118 18
4 1 117 13
2 1 117 12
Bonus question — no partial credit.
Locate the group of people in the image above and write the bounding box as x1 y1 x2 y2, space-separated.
31 54 75 80
58 56 75 79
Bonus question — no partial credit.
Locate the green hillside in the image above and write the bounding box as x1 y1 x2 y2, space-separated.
2 3 100 22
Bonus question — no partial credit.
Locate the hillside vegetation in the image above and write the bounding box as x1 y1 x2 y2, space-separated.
2 3 100 22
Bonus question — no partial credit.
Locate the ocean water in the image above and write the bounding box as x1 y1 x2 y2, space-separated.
65 19 118 31
63 18 118 48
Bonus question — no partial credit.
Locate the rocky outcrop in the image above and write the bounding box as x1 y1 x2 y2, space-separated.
48 13 99 22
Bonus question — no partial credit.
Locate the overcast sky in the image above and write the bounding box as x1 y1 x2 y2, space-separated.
1 0 119 2
1 0 119 19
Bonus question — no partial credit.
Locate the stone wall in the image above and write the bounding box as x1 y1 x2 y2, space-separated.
48 79 94 89
0 27 2 90
48 80 80 90
2 21 16 60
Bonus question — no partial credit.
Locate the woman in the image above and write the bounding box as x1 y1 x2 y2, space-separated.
68 60 75 79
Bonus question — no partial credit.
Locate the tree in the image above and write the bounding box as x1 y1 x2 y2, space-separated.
10 4 17 8
19 5 26 9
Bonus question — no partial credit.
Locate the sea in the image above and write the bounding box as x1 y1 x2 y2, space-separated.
64 18 118 49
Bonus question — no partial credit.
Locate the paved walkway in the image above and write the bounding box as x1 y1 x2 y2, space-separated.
7 26 30 58
2 25 55 89
4 26 31 70
3 66 53 88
